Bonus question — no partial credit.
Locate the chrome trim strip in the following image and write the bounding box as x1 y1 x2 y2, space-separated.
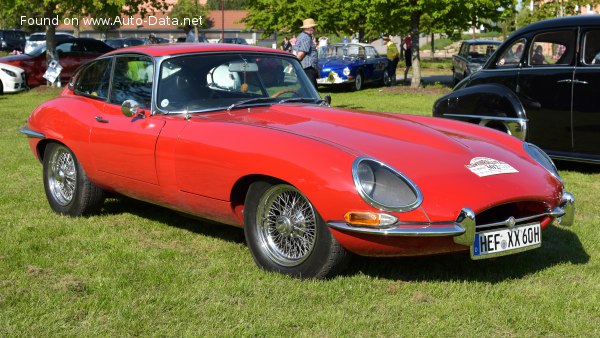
328 221 465 237
19 126 45 139
443 114 528 123
475 210 559 230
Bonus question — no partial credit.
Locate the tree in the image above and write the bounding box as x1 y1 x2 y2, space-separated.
4 0 168 85
530 0 600 20
170 0 212 41
206 0 247 10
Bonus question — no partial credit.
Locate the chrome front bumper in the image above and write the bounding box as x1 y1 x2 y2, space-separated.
328 191 575 246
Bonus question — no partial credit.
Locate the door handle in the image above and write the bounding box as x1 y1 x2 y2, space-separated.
95 116 109 123
573 79 589 85
556 79 572 84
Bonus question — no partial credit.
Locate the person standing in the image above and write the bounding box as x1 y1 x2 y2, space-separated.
383 36 399 85
280 36 292 52
402 34 412 82
296 18 319 89
184 25 196 42
318 36 329 57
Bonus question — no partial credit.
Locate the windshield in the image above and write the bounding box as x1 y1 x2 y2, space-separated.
157 53 321 113
326 44 365 58
26 43 46 56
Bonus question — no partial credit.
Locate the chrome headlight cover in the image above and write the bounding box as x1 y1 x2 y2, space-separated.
343 67 350 76
523 143 562 182
352 157 423 212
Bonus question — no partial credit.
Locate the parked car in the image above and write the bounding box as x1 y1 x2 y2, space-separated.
433 15 600 164
218 37 248 44
0 38 113 87
0 29 27 52
452 39 501 84
317 43 390 91
20 44 574 278
0 63 27 94
105 38 145 49
24 32 74 54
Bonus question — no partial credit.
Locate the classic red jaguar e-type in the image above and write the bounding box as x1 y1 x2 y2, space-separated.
21 44 575 278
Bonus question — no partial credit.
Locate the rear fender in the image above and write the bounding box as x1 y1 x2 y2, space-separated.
433 83 527 140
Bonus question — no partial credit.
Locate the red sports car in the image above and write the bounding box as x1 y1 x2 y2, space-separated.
20 44 575 278
0 38 113 87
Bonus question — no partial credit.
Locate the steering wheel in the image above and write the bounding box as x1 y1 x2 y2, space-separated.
271 89 300 98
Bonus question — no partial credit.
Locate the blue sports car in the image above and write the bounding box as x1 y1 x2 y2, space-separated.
317 43 390 91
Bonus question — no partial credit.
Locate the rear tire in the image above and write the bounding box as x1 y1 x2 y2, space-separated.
43 143 104 216
353 72 363 91
244 181 349 279
382 70 391 86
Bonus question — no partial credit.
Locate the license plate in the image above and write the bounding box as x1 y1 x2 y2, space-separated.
471 223 541 259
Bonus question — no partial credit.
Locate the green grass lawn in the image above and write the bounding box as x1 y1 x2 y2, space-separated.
1 87 598 336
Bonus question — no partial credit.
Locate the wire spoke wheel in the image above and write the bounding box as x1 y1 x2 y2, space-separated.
256 185 317 267
47 146 77 206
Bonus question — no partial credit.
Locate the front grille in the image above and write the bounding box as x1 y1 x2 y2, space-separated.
475 201 549 230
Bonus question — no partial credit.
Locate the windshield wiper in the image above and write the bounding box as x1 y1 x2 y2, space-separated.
227 97 276 111
277 97 321 104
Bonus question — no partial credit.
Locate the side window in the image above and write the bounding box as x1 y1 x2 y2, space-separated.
529 30 575 66
459 43 467 57
582 30 600 65
366 47 378 59
73 58 112 99
496 39 526 67
109 56 153 108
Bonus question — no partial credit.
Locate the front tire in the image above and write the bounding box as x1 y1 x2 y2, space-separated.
244 182 349 279
43 143 104 216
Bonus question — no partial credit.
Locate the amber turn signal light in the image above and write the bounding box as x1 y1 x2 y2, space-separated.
344 212 398 227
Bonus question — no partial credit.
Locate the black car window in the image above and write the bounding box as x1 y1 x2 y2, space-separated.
582 30 600 65
496 38 526 68
109 56 153 108
529 30 575 66
73 58 112 99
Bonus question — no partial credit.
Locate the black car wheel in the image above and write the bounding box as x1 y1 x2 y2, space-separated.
353 72 363 91
43 143 104 216
382 70 391 86
244 181 349 279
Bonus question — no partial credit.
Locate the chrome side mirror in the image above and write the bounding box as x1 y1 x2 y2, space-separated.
121 99 140 117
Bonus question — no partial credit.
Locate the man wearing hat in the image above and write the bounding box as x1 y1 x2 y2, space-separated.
296 18 319 89
383 36 399 85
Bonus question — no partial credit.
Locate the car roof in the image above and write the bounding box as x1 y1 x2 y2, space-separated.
511 14 600 37
104 43 290 57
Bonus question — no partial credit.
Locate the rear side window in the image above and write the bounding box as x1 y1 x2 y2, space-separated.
529 30 576 66
74 58 112 99
496 39 526 68
582 30 600 65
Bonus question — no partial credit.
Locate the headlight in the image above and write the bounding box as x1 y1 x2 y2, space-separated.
523 143 562 182
2 68 17 77
352 157 422 212
343 67 350 76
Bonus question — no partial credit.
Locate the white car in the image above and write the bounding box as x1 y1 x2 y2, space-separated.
24 32 74 54
0 62 27 94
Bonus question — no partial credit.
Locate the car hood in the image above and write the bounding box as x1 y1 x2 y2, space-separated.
0 62 25 73
0 54 32 63
204 104 560 219
319 57 356 69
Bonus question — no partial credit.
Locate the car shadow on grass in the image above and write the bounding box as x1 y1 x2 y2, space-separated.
344 225 589 283
99 196 588 282
100 196 246 244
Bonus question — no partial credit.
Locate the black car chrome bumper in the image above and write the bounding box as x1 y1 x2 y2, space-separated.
328 191 575 245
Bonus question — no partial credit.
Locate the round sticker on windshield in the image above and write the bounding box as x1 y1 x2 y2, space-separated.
161 99 169 107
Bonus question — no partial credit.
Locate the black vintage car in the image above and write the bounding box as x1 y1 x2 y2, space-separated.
433 15 600 164
452 40 501 85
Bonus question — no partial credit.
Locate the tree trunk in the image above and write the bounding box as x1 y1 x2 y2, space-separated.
409 11 422 88
45 9 59 87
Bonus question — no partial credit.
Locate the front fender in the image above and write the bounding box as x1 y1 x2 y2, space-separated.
432 83 527 140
